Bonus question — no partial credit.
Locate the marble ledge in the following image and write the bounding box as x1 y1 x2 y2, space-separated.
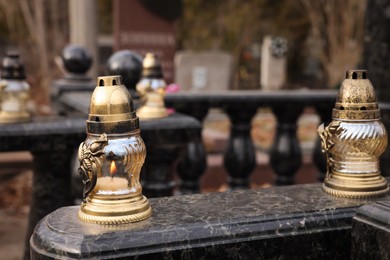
31 181 390 259
351 201 390 259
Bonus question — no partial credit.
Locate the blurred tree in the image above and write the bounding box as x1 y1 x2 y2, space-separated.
298 0 366 88
177 0 311 88
97 0 113 34
0 0 68 114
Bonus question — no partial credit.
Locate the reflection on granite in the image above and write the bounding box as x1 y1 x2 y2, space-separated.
351 201 390 259
31 182 389 259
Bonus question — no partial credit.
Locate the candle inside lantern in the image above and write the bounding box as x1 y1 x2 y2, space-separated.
110 160 117 177
94 161 129 193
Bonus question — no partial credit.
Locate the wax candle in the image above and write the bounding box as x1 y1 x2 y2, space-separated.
94 176 129 192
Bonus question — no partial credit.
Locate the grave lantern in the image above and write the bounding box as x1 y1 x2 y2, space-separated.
78 75 151 224
0 52 30 123
318 70 389 198
136 53 168 119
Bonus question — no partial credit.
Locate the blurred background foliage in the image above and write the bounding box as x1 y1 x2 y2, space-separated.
177 0 366 89
0 0 367 111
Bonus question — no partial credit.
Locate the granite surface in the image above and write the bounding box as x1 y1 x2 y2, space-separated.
0 113 201 259
31 182 390 259
0 114 200 150
351 201 390 259
164 89 337 106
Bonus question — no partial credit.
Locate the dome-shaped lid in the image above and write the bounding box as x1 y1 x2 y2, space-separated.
1 52 26 80
333 70 380 120
142 53 163 78
87 75 139 135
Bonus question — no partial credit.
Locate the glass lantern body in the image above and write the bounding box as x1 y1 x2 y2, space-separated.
136 78 168 119
0 80 29 114
82 133 146 198
136 78 166 105
327 120 387 175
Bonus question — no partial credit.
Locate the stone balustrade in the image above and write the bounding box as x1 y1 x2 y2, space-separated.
165 90 337 191
0 113 200 258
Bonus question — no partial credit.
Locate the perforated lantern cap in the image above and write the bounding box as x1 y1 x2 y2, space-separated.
332 70 380 121
87 75 139 134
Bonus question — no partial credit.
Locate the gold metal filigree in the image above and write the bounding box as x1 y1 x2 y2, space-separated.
78 133 108 201
318 121 343 178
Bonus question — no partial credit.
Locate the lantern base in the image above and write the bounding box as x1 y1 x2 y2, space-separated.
0 111 30 123
323 172 389 199
136 106 168 120
78 193 152 225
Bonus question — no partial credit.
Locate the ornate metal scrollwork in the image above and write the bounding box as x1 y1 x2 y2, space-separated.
318 121 343 177
78 133 108 201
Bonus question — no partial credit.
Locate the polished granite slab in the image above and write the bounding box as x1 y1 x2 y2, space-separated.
31 182 390 259
0 113 201 259
351 201 390 259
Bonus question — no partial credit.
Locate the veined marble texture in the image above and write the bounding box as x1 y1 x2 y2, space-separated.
31 181 390 259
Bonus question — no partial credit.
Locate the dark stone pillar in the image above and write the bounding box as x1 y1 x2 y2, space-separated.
167 102 209 195
380 104 390 177
142 144 182 198
223 105 258 189
176 128 206 194
139 113 202 198
24 150 73 259
270 104 303 185
363 0 390 176
351 201 390 259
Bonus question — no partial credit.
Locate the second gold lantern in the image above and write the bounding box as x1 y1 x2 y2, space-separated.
136 53 168 119
78 75 151 224
318 70 389 198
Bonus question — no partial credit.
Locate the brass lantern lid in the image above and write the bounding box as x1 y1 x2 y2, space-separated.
332 70 380 121
142 53 163 78
87 75 139 135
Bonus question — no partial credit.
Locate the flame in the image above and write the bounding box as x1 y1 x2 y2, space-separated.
110 161 117 177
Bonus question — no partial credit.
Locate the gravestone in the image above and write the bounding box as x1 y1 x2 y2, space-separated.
174 51 232 91
260 36 288 90
113 0 180 84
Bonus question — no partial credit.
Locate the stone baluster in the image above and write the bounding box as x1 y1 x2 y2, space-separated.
139 114 203 198
165 100 209 195
313 104 333 181
25 148 74 259
141 145 182 198
176 126 207 194
270 104 303 185
222 104 258 189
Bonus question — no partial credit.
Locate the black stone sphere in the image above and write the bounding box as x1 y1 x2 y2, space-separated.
62 45 92 74
107 50 143 91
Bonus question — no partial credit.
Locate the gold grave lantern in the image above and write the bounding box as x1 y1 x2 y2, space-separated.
0 52 30 123
318 70 389 198
136 53 168 119
78 75 152 224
